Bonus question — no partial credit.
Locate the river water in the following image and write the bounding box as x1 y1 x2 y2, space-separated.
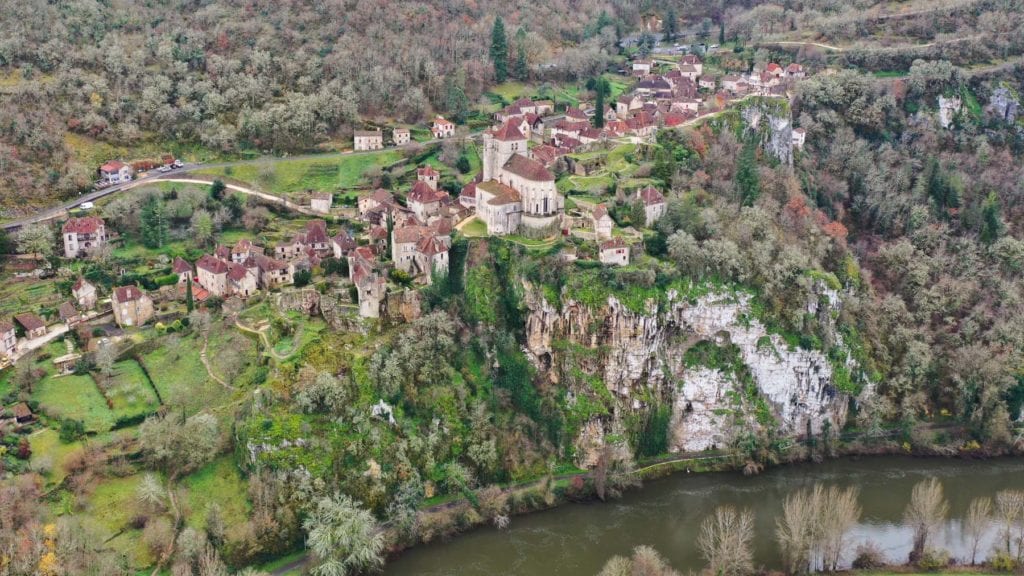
385 457 1024 575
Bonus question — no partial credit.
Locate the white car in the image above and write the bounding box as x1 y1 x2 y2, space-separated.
158 166 172 173
172 159 184 168
80 202 95 210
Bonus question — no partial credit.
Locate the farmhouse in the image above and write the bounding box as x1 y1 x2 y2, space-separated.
173 257 193 283
14 313 46 340
72 278 98 309
99 160 133 184
111 285 154 328
599 238 630 266
354 129 384 151
637 185 667 226
392 128 411 146
310 192 333 214
592 204 613 240
62 217 108 258
431 116 455 139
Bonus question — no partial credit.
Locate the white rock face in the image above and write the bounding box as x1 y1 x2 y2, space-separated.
524 283 852 466
938 96 962 129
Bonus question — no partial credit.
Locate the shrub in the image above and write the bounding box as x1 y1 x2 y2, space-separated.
59 419 86 443
916 549 949 572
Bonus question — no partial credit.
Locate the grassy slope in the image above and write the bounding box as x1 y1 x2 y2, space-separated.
182 456 251 530
97 359 161 422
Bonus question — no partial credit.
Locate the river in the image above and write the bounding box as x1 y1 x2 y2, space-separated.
385 457 1024 575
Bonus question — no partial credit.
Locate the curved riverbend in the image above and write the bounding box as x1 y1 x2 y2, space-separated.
386 457 1024 575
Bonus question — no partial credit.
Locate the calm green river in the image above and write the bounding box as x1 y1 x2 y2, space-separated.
385 457 1024 575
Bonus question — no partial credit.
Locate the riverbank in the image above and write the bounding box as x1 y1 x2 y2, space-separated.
265 424 1023 575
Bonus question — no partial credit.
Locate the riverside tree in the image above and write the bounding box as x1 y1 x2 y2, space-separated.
903 478 949 561
304 493 384 576
698 506 755 576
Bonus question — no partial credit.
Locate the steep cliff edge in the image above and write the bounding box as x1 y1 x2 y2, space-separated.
524 282 861 467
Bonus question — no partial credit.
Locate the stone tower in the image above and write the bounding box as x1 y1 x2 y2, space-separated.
482 121 528 182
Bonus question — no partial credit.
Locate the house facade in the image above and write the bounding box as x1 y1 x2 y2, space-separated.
310 193 333 214
14 313 46 339
62 217 108 258
72 278 98 309
99 161 133 184
638 186 667 227
111 285 155 328
431 117 455 139
393 128 411 146
0 321 16 359
599 238 630 266
354 129 384 151
592 204 613 240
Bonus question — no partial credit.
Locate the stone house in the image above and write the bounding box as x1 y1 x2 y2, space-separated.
331 230 358 259
392 128 411 146
632 59 652 76
173 257 193 284
252 254 294 289
637 185 667 227
58 302 80 327
408 180 445 222
416 165 440 191
14 313 46 339
679 63 700 82
230 239 262 264
358 188 395 217
72 278 98 309
99 160 133 184
310 192 333 214
0 321 16 359
431 116 455 139
111 285 154 328
599 238 630 266
459 181 477 210
680 54 703 76
348 246 386 318
414 236 449 282
721 75 742 92
354 129 384 151
62 217 108 258
13 402 34 424
699 77 717 90
592 204 614 240
786 63 805 79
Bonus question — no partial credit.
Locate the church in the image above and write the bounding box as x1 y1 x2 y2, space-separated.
476 121 564 236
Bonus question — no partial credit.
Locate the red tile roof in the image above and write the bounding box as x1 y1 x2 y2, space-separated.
601 237 627 250
113 285 146 303
62 216 104 235
14 312 45 332
460 181 477 199
415 236 447 257
227 262 250 282
58 301 78 320
639 186 665 206
172 257 192 274
476 180 521 205
490 121 526 141
502 154 553 182
0 320 14 334
197 254 228 274
100 161 126 172
409 180 443 204
72 277 93 292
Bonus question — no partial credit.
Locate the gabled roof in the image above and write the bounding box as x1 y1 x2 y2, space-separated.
433 116 453 126
415 236 448 257
232 239 253 254
502 154 553 182
679 64 698 74
766 62 783 73
565 108 588 120
409 180 443 204
354 129 383 138
638 186 665 206
680 54 701 65
304 220 330 244
593 204 610 220
100 161 126 172
14 312 45 331
112 285 146 303
490 121 526 141
476 180 521 205
214 245 231 260
416 165 439 178
62 217 104 235
0 320 14 334
58 301 78 320
13 402 32 419
332 231 357 251
226 262 250 282
393 225 429 245
172 257 192 274
601 237 627 251
197 254 228 275
72 277 94 292
460 181 477 199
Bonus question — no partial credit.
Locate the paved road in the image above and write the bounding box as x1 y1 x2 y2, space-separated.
2 133 483 233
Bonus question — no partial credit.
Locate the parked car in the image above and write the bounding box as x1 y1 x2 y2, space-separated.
80 202 95 210
172 159 184 168
158 165 171 173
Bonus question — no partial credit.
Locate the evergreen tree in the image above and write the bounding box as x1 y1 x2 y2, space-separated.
719 22 726 45
737 138 761 206
185 276 194 312
489 17 508 83
980 191 1003 245
593 77 610 128
514 27 528 80
140 194 168 248
445 77 470 124
662 8 677 41
209 179 226 201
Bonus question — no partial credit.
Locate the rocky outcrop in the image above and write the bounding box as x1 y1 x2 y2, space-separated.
524 284 855 466
274 289 364 331
384 290 423 324
938 95 962 129
987 87 1019 125
741 100 793 166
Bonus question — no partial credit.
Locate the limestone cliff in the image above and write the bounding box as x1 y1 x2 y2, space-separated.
524 283 858 467
740 99 794 166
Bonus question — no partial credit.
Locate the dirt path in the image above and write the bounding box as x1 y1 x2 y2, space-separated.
235 320 293 361
157 177 323 217
199 334 233 390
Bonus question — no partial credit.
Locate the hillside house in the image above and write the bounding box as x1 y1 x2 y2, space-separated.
391 221 451 281
72 278 97 309
699 77 717 90
196 255 257 298
99 161 133 184
13 402 34 424
230 239 262 263
173 257 193 284
331 230 358 259
416 165 440 191
354 129 384 151
348 246 386 318
721 75 742 92
637 185 667 227
680 54 703 76
0 321 16 359
679 63 700 82
766 62 784 77
459 181 477 210
592 204 614 240
58 302 80 327
393 128 411 146
252 255 294 289
111 285 154 328
786 63 805 79
599 238 630 266
310 192 333 214
14 313 46 340
62 217 108 258
632 59 652 76
358 189 396 217
276 220 332 259
408 180 446 222
431 117 455 139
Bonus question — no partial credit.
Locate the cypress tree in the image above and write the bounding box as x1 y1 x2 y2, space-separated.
140 194 168 248
737 138 761 206
489 17 508 83
186 276 194 312
719 22 726 44
980 191 1002 245
662 8 677 41
594 77 607 128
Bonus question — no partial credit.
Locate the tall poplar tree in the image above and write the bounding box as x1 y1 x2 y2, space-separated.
514 27 528 80
490 17 508 83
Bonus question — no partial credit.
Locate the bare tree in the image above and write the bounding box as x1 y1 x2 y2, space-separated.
777 487 817 575
994 490 1024 563
698 506 755 576
963 497 992 565
819 485 861 571
903 478 949 561
777 484 861 574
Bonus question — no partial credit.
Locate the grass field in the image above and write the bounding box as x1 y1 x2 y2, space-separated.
29 428 84 486
182 456 251 530
96 360 161 422
460 218 488 238
205 325 262 387
195 149 403 197
33 373 116 432
0 276 62 318
86 474 154 568
137 334 233 415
